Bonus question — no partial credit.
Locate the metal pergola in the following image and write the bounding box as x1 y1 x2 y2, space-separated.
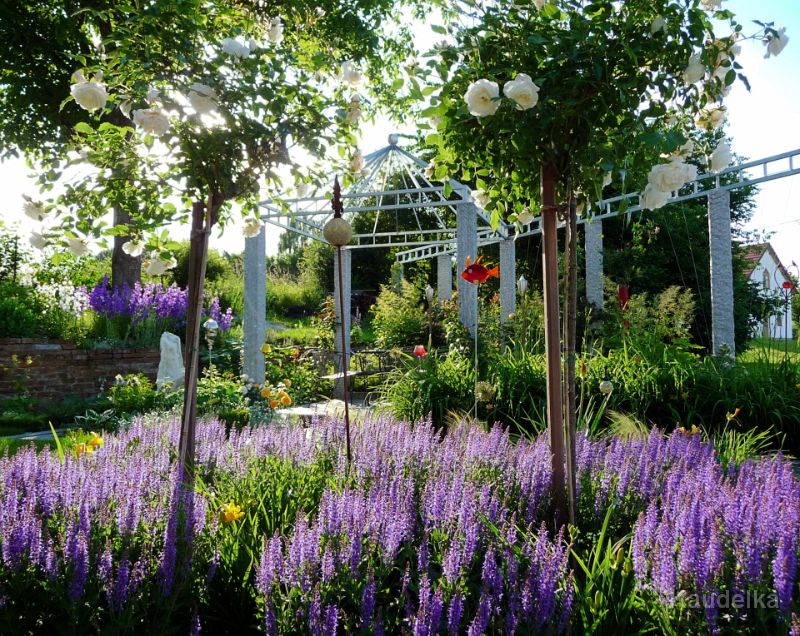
256 134 506 249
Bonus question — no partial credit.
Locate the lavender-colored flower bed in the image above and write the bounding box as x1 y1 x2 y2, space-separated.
0 415 798 634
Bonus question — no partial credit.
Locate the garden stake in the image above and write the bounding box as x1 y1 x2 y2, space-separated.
323 177 353 464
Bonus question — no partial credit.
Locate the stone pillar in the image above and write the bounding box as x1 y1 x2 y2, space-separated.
436 254 452 303
499 238 516 322
243 224 267 382
457 194 478 336
333 247 352 399
708 190 735 357
584 218 604 310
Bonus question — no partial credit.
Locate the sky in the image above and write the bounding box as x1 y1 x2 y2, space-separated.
0 0 798 266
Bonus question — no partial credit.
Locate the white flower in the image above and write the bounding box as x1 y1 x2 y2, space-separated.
700 0 723 10
683 55 705 86
428 115 443 129
650 16 665 34
350 148 364 173
144 254 177 276
464 79 501 117
146 88 160 103
67 236 89 257
22 196 45 222
29 232 47 250
70 72 108 112
132 108 170 136
242 217 264 238
296 182 310 198
346 95 361 124
268 17 284 45
695 105 726 130
222 37 250 59
647 157 697 192
502 73 540 111
122 239 146 257
764 27 789 59
340 61 363 86
517 207 535 225
187 83 218 114
677 139 695 157
248 38 260 51
709 141 732 173
471 189 490 208
533 0 548 9
602 171 612 187
641 184 670 210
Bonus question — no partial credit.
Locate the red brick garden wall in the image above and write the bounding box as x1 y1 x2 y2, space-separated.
0 339 160 402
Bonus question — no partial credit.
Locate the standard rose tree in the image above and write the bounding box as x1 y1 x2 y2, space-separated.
420 0 788 522
21 0 430 480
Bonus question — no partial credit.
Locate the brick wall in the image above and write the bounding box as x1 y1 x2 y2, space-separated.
0 339 160 402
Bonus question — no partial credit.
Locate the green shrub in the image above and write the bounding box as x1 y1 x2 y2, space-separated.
0 282 48 338
266 272 323 317
107 373 157 415
371 280 427 348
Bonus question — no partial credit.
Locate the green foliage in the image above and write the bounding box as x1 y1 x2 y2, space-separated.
107 373 158 416
371 280 427 348
0 282 46 338
0 224 27 283
711 421 781 470
261 345 331 404
266 272 324 318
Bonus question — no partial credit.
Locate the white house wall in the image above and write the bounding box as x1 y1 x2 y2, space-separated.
750 250 793 340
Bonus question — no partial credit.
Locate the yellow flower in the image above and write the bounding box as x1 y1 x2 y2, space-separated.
87 432 104 448
726 407 741 421
282 379 292 389
220 501 244 524
74 443 87 458
270 398 280 409
260 387 271 399
678 426 686 434
280 394 292 407
260 343 272 354
690 425 700 435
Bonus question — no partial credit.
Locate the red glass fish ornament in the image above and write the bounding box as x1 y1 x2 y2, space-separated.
461 256 499 285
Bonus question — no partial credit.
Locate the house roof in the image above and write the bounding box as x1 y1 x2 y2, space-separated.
741 242 792 282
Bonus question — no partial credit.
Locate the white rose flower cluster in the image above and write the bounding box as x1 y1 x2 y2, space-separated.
122 239 146 257
709 141 732 173
187 82 219 115
144 253 177 276
764 27 789 59
340 61 363 87
242 217 264 238
350 148 365 174
222 37 251 59
641 157 698 211
463 73 539 117
132 108 170 136
70 70 108 112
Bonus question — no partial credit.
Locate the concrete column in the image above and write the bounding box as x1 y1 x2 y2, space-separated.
436 254 452 303
333 247 352 399
708 190 735 357
499 238 516 322
243 224 266 382
457 194 478 336
584 218 604 310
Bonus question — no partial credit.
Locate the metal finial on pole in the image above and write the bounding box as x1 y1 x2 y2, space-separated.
324 176 353 464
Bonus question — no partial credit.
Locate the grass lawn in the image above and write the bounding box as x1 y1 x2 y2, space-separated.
740 337 800 365
0 437 49 457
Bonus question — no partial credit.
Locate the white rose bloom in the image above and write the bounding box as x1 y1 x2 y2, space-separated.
22 196 45 222
471 189 490 209
29 232 47 250
222 37 251 59
695 105 726 130
188 83 218 114
340 61 363 86
764 27 789 59
145 254 177 276
502 73 540 111
248 38 260 51
709 141 732 173
268 17 284 45
350 149 364 173
242 217 264 238
641 184 670 211
677 139 695 157
517 208 535 225
146 88 160 103
683 55 705 86
602 171 613 187
464 79 501 117
533 0 548 9
346 96 362 124
701 0 723 10
122 239 146 257
132 109 170 136
650 16 665 34
296 182 310 198
428 115 443 129
647 157 697 192
70 74 108 112
67 237 90 257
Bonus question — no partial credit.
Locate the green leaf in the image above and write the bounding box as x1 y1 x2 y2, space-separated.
74 122 94 135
